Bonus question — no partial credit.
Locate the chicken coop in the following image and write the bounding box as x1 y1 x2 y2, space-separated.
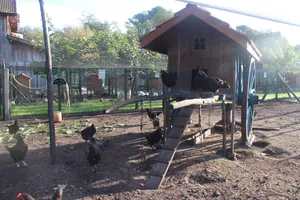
13 73 32 96
105 3 262 190
86 73 103 96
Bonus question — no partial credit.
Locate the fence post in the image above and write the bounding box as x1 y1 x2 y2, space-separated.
3 67 10 120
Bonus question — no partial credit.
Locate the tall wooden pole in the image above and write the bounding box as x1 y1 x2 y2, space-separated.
39 0 56 165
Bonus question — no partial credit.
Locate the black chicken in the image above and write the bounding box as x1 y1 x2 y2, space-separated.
145 128 163 150
81 124 96 141
194 70 230 93
85 142 101 173
146 108 162 120
7 119 20 135
90 138 109 152
160 70 177 89
6 134 28 168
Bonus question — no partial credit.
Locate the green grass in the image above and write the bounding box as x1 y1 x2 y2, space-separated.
10 92 300 117
10 100 162 117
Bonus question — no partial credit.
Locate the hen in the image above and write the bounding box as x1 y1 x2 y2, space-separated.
7 119 20 135
6 134 28 167
194 70 230 93
16 187 63 200
160 70 177 89
145 128 163 150
146 108 162 129
85 141 102 173
16 193 35 200
81 124 96 141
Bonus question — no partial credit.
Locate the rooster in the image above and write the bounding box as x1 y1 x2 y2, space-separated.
194 70 230 93
145 128 163 150
85 138 109 172
81 124 96 141
146 108 162 129
160 70 177 89
16 187 63 200
6 134 28 167
7 119 20 135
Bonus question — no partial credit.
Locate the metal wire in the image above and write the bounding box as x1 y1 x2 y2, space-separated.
176 0 300 28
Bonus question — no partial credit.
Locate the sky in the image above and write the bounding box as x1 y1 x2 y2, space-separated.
17 0 300 45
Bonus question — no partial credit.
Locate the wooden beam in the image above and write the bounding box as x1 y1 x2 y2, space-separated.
277 73 300 103
3 68 10 120
170 96 219 110
104 90 215 113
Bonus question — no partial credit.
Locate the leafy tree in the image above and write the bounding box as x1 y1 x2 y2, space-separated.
127 6 173 36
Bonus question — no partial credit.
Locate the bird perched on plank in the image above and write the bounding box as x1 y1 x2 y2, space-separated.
194 70 230 93
145 128 163 150
7 119 20 135
81 124 96 141
160 70 177 89
6 134 28 168
146 108 162 129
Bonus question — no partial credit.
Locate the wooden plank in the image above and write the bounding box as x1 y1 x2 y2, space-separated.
172 116 190 127
170 96 219 110
155 149 175 163
150 162 169 176
167 127 185 139
163 138 181 150
177 107 194 117
145 175 163 189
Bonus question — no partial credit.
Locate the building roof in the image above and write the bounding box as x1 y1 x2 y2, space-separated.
141 4 261 61
16 73 32 79
7 34 33 46
0 0 17 15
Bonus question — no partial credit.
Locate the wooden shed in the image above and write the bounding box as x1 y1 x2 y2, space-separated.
86 73 103 95
141 4 261 92
14 73 32 95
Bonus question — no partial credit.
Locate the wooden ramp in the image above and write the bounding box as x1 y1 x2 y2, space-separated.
144 106 194 189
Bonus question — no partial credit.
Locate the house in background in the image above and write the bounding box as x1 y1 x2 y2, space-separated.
0 0 45 88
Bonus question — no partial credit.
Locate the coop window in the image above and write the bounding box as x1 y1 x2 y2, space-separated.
194 37 206 50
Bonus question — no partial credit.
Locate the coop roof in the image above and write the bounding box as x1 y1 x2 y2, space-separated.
16 73 32 79
0 0 17 15
141 4 261 61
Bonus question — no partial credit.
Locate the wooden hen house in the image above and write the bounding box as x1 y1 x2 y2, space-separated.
141 4 261 93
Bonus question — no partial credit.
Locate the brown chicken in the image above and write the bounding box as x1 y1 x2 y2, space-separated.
16 193 35 200
51 187 63 200
7 119 20 135
5 134 28 167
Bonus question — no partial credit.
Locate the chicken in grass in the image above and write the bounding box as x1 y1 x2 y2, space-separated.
145 128 163 150
81 124 96 141
194 69 230 93
160 70 177 89
6 134 28 168
146 108 162 129
7 119 20 135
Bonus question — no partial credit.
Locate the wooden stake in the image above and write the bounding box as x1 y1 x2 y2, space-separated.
39 0 56 165
222 96 226 157
3 68 10 120
278 73 300 103
198 105 202 129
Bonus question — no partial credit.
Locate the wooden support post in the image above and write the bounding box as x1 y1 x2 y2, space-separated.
124 69 127 100
163 98 168 142
177 34 181 89
57 84 62 111
275 70 279 100
198 105 202 129
230 56 237 157
221 95 226 157
3 68 10 121
261 73 276 101
39 0 56 165
78 70 82 97
107 69 111 96
278 73 300 103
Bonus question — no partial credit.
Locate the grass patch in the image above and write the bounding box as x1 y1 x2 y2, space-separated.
10 100 162 117
10 92 300 117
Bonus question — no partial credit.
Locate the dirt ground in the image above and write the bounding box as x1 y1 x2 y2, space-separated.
0 100 299 200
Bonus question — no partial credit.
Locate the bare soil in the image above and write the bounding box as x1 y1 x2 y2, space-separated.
0 100 299 200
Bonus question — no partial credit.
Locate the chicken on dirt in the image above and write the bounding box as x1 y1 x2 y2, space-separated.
146 108 162 129
81 124 96 141
145 128 163 150
6 134 28 168
85 138 109 172
7 119 20 135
